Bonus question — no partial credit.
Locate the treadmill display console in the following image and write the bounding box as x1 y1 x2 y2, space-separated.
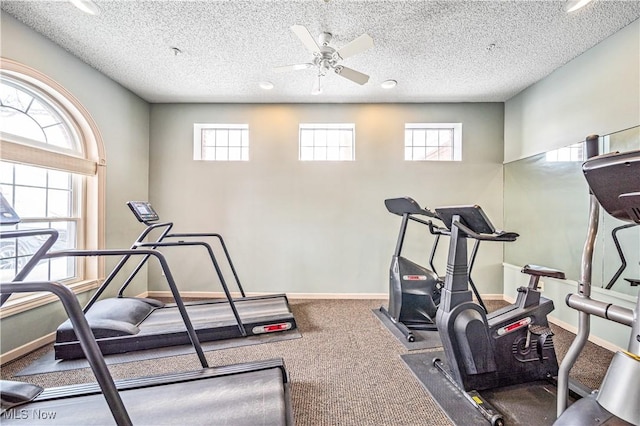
127 201 160 223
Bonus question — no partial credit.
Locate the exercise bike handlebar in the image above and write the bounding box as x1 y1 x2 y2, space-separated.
427 221 451 236
452 220 519 242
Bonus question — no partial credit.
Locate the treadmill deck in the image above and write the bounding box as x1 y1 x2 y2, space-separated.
1 360 292 425
55 295 297 360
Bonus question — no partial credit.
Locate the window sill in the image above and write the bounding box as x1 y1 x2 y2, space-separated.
0 279 99 319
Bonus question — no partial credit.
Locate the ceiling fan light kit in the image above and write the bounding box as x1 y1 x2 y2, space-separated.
566 0 594 13
381 79 397 89
274 24 374 95
69 0 100 15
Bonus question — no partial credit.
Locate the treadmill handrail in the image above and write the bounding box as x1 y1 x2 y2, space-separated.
149 232 246 297
0 280 132 426
43 248 209 369
129 240 247 336
85 221 174 312
0 228 59 306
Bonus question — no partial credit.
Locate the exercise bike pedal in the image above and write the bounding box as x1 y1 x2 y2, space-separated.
528 324 553 337
528 324 554 362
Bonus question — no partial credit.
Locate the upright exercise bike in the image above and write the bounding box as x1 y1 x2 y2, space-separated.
379 197 488 342
432 205 563 425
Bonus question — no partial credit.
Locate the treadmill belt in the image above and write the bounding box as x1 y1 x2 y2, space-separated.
2 367 288 425
53 295 298 361
140 297 293 334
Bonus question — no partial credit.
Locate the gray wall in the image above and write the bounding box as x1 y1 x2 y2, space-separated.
0 14 151 353
503 18 640 349
148 103 505 296
504 19 640 163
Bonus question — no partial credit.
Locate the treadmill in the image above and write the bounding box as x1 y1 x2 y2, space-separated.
0 195 294 425
54 201 297 360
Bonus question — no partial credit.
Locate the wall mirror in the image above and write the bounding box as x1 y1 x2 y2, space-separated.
504 126 640 296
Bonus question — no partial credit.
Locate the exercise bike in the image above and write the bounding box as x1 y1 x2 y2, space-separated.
431 204 568 425
379 197 488 342
555 147 640 425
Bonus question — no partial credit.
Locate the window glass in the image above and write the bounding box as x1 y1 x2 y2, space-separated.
0 161 78 283
0 79 79 153
405 123 462 161
193 124 249 161
299 123 355 161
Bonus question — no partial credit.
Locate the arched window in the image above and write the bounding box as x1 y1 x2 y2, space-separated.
0 59 105 315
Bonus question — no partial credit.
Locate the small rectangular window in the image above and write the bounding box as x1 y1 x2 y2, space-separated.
299 123 355 161
545 142 584 162
405 123 462 161
193 124 249 161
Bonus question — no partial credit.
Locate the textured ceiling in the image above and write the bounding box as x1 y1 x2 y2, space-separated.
2 1 639 103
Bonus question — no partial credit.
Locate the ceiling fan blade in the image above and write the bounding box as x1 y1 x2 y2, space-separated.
335 33 374 60
311 74 322 95
273 63 314 73
334 66 370 85
290 25 321 55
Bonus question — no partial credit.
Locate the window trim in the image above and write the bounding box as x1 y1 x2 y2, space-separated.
404 122 462 161
0 58 106 317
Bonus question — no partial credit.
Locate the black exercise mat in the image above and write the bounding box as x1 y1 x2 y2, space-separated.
15 329 301 376
372 308 442 350
401 351 567 426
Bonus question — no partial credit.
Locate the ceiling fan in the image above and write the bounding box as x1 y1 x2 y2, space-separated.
274 25 374 95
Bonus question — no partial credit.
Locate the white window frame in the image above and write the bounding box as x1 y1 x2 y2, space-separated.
299 123 355 161
0 59 105 319
404 123 462 161
193 123 249 161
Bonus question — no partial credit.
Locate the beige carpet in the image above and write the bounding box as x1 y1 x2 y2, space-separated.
1 299 615 425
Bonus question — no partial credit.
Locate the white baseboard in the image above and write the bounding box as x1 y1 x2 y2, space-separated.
145 291 388 300
1 331 56 365
144 291 506 301
547 315 623 353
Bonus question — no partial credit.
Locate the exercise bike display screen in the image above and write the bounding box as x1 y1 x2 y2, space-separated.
435 205 496 235
127 201 160 223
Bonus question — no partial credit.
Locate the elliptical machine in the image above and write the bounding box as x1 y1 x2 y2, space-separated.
555 146 640 425
432 205 564 424
379 197 488 342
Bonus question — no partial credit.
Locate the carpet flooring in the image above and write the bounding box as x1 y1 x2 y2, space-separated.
0 299 615 425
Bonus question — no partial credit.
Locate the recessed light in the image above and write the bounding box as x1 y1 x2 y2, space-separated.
381 79 397 89
259 81 274 90
69 0 100 15
566 0 593 13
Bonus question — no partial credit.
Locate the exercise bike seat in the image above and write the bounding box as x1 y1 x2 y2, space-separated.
521 264 565 279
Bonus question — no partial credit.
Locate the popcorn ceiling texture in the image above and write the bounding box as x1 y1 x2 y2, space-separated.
2 0 639 103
